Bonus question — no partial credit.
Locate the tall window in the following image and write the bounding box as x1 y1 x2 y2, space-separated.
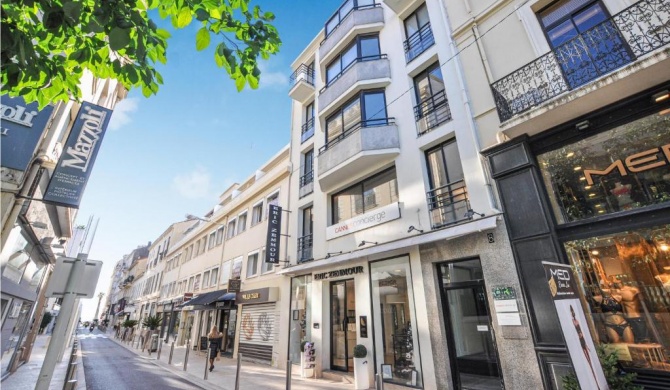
266 192 280 218
326 35 381 85
261 250 274 274
302 102 315 142
332 167 398 224
325 0 376 37
194 274 201 291
246 253 259 278
188 276 194 291
216 226 225 245
425 139 467 227
325 91 387 148
414 63 449 135
227 219 236 239
238 212 247 234
231 257 243 279
299 207 314 262
208 232 216 249
251 202 263 225
221 261 231 283
210 267 218 286
203 271 210 288
404 3 433 61
301 150 314 188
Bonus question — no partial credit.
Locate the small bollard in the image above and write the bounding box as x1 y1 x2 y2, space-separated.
285 360 292 390
183 340 190 371
204 342 210 380
376 373 385 390
168 341 175 365
157 338 163 360
234 353 242 390
141 336 146 352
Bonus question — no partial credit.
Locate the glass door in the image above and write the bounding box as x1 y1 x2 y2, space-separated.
331 279 356 372
439 259 502 390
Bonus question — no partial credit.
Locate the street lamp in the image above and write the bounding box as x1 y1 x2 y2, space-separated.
94 292 105 321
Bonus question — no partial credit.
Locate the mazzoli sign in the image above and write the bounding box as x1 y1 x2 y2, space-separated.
326 202 400 240
43 102 112 208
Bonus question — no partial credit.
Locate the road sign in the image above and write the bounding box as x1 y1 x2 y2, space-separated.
45 256 103 298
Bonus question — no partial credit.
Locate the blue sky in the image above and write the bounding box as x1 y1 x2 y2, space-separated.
78 0 341 320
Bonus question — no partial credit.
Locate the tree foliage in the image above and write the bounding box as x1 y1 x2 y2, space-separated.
1 0 281 108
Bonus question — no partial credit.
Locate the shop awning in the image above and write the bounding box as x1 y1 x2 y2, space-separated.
218 292 236 301
184 289 227 308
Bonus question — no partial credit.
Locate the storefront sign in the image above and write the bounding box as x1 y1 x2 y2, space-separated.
583 143 670 185
314 266 364 280
228 279 241 293
326 202 400 240
43 102 112 208
543 262 608 390
183 292 193 303
236 287 278 305
265 204 282 264
163 302 173 312
1 95 54 172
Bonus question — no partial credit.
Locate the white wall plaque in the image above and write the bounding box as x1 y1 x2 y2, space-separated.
493 299 519 313
326 202 400 240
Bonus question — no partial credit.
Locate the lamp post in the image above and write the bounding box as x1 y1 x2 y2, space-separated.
94 292 105 321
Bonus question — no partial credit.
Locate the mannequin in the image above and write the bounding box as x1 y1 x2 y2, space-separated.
611 181 633 208
613 282 648 341
594 286 635 343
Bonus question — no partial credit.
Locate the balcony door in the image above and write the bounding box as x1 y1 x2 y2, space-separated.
539 0 632 89
425 140 467 228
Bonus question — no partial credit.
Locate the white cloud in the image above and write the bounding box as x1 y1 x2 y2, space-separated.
172 166 212 199
108 97 139 131
257 60 289 89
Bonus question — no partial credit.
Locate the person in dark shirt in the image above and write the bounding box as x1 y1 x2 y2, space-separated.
207 326 223 372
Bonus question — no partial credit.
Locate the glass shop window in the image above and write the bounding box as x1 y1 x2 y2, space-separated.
564 225 670 374
537 111 670 224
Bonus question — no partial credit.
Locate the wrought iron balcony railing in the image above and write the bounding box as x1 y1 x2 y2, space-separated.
301 117 315 143
297 234 313 263
321 54 388 93
426 179 470 229
491 0 670 122
319 117 395 154
300 170 314 188
290 64 315 88
414 89 452 136
404 23 435 63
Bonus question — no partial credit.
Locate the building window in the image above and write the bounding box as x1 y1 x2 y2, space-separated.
216 226 225 245
300 150 314 189
261 250 274 274
208 232 216 249
302 103 315 143
332 167 398 224
371 256 423 386
414 62 450 135
326 35 381 86
252 202 263 225
425 139 468 228
203 271 210 288
324 90 388 151
227 219 236 239
231 257 243 279
1 232 31 284
288 275 312 364
210 268 218 286
246 253 259 278
238 212 247 234
188 277 194 292
222 260 231 283
325 0 377 37
536 111 670 224
266 192 280 218
564 225 670 375
298 207 313 262
194 274 201 291
404 3 433 62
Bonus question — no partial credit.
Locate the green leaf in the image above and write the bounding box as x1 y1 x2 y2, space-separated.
176 7 192 28
195 9 209 22
195 27 210 51
155 28 171 39
109 27 131 51
235 74 245 91
63 1 82 22
246 74 258 89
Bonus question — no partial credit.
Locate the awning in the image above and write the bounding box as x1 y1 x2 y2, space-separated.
184 289 227 309
218 292 236 301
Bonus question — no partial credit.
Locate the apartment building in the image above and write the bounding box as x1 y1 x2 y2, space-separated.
1 75 126 378
282 1 540 389
156 146 291 367
443 0 670 388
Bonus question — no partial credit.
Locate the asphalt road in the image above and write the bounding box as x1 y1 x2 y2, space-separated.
79 328 204 390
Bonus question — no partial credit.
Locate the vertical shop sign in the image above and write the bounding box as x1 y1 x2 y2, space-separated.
1 95 54 172
543 262 608 390
43 102 112 208
265 204 282 264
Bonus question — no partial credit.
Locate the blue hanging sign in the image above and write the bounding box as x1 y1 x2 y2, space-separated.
1 95 54 172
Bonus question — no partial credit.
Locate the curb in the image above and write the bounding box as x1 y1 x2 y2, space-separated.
73 337 87 390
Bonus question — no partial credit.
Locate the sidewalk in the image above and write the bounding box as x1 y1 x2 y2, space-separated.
108 330 348 390
1 333 86 390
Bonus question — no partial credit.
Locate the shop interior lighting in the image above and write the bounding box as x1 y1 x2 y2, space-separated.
579 177 586 181
591 250 599 255
358 240 378 247
652 90 669 103
574 166 582 171
660 243 669 252
659 108 670 116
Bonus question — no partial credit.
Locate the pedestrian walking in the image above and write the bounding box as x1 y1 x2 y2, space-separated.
207 326 223 372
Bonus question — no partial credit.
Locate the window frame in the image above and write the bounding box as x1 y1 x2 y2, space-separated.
226 219 237 239
246 251 260 278
261 249 274 274
237 211 248 234
251 201 264 226
324 89 388 149
325 34 381 86
331 166 398 224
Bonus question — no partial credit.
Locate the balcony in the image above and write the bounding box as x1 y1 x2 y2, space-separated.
318 119 399 190
320 3 384 66
289 64 315 104
301 118 315 143
404 23 435 63
297 234 313 263
318 55 391 116
414 89 452 136
383 0 414 14
491 0 670 123
427 179 470 229
299 170 314 198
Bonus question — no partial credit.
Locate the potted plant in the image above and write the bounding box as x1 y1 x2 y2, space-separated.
353 344 369 390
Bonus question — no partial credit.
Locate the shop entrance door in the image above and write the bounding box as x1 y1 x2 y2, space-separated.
330 279 356 372
438 260 503 390
219 309 237 356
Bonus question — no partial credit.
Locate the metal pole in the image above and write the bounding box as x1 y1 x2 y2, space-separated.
376 373 385 390
234 353 242 390
36 254 87 390
285 360 292 390
157 337 162 360
204 341 210 380
63 380 77 390
168 341 174 365
183 339 190 371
